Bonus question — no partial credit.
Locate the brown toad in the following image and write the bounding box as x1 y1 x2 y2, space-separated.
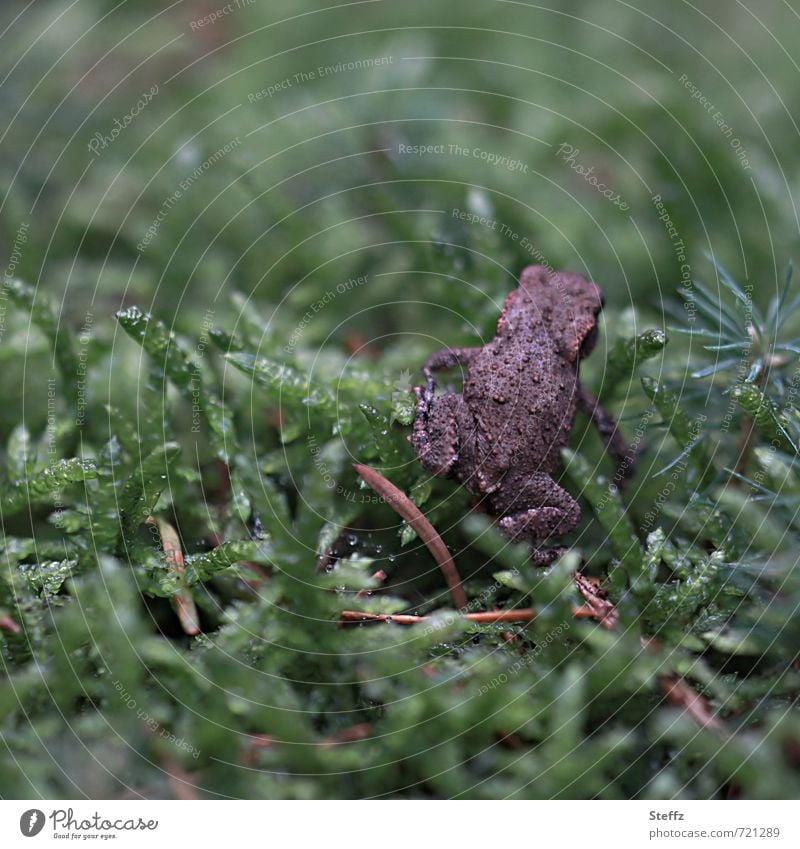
411 264 631 565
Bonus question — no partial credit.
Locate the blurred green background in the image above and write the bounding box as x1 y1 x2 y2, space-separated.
3 0 798 424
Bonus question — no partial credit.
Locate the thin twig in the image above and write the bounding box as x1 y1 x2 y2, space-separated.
572 606 601 619
0 616 21 634
140 720 200 798
148 516 201 636
574 572 619 630
658 674 724 732
243 724 373 764
353 464 467 608
356 569 387 598
734 414 757 477
319 723 372 748
641 636 724 733
161 755 200 800
340 608 536 625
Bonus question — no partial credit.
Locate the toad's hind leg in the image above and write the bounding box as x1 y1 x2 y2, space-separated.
411 389 464 477
492 472 581 543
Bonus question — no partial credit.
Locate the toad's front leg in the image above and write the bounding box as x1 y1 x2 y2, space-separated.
411 385 464 478
422 346 482 382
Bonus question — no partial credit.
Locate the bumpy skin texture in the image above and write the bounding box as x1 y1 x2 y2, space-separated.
411 265 631 565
